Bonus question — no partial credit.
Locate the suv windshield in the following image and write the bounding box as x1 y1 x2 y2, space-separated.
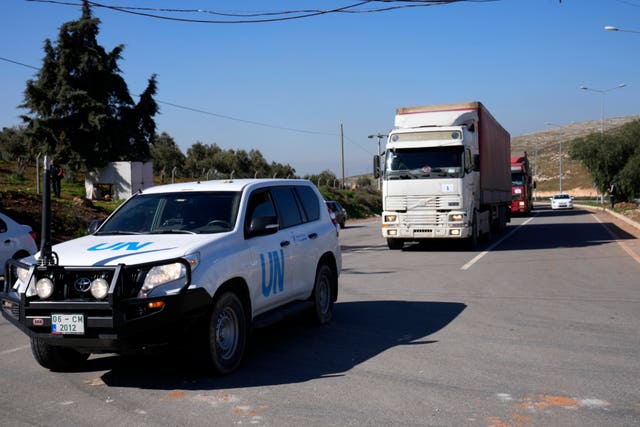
97 191 241 235
384 146 464 180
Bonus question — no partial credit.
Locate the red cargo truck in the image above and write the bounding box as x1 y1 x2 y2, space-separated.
510 153 534 214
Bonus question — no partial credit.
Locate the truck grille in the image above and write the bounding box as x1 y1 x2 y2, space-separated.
386 195 459 211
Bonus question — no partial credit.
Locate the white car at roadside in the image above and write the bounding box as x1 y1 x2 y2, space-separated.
550 193 573 210
1 212 38 278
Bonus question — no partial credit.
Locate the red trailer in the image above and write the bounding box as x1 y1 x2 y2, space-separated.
510 153 534 214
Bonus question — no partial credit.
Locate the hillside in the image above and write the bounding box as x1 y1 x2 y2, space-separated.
512 115 640 197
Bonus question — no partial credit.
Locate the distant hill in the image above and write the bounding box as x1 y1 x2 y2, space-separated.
512 115 640 197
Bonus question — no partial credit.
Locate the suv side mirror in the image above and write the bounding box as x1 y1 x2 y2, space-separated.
247 216 279 237
88 219 104 234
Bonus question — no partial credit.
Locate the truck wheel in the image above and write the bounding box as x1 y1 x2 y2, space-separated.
309 264 335 325
206 292 247 375
30 337 89 371
387 238 404 250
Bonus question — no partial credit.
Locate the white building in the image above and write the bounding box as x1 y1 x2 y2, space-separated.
85 161 154 201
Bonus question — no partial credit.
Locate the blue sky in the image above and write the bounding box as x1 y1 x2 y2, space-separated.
1 0 639 176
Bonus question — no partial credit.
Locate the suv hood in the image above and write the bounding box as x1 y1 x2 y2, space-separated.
30 234 225 266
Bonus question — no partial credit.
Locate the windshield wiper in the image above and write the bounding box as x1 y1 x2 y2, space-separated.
149 229 197 235
95 231 143 235
388 169 422 179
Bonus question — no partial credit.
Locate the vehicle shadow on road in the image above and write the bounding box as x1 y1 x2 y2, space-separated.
96 300 466 390
399 208 636 252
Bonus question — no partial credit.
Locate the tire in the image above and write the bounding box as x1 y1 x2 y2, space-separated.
206 292 247 375
467 213 478 250
30 337 89 371
387 238 404 250
310 264 335 325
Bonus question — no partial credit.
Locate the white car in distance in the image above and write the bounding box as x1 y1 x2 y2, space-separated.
550 193 573 210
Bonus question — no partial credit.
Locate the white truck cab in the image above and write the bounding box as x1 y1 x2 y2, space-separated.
1 179 341 374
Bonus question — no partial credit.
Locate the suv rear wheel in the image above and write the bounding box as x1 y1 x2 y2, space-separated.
309 264 335 324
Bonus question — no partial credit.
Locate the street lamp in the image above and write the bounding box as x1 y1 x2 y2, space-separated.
579 84 626 138
605 25 640 34
368 133 387 190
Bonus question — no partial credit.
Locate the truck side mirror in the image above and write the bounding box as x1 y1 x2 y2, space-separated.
373 155 381 179
473 154 481 172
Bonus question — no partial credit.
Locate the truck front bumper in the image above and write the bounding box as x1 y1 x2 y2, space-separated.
381 211 471 239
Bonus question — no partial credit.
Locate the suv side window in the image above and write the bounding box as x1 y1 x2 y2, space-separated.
294 186 320 222
270 186 303 229
245 190 277 232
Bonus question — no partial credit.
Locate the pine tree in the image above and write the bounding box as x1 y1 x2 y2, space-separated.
20 0 158 172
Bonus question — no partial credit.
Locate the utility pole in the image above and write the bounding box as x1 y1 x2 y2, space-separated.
341 124 345 190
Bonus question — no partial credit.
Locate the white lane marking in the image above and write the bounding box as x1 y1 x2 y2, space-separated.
0 344 30 355
592 213 640 265
461 217 535 270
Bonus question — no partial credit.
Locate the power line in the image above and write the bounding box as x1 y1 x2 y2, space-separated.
0 56 39 70
156 100 338 136
1 54 341 137
26 0 498 24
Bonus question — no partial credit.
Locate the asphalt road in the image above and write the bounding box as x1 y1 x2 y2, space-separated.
1 205 639 427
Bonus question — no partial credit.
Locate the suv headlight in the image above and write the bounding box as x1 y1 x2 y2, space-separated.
15 265 37 296
139 263 186 298
138 254 196 298
35 278 54 299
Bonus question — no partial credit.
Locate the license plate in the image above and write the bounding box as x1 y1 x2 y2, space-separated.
51 313 85 335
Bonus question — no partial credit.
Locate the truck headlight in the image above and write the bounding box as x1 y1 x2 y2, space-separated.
449 213 464 222
139 262 187 298
384 215 397 222
35 278 54 299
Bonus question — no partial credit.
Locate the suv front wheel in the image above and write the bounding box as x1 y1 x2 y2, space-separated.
30 337 90 371
206 292 247 375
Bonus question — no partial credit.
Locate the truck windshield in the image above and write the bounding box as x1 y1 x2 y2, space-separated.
511 172 524 186
97 191 241 235
384 147 464 180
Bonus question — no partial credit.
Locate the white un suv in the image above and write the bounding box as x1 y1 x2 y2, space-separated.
0 179 341 374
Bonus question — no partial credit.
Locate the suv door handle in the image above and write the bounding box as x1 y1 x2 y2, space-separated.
308 233 318 239
280 240 290 247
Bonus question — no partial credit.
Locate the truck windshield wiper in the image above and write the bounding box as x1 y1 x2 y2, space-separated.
389 169 422 179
